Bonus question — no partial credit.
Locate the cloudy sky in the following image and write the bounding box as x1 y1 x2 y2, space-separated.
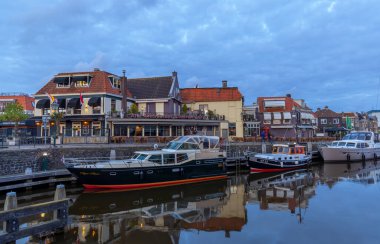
1 0 379 112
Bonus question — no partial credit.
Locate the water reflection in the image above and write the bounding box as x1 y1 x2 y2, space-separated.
21 160 380 243
63 178 247 243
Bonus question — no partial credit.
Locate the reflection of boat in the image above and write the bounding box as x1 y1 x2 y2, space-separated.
247 170 316 217
64 136 227 190
66 178 247 243
248 144 311 173
320 131 380 162
70 180 228 215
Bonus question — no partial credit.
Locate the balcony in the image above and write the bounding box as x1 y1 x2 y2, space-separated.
108 111 225 120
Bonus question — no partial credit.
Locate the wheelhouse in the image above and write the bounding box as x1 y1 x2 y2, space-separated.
272 144 306 155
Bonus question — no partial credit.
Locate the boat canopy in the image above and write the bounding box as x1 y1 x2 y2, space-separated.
164 136 220 150
342 132 372 141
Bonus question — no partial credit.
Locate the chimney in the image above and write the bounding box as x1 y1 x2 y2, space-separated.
222 80 227 88
286 94 291 98
317 108 321 111
93 68 100 71
324 105 328 109
121 70 127 116
172 71 177 79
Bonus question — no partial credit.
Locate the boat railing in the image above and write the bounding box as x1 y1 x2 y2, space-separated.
63 156 135 169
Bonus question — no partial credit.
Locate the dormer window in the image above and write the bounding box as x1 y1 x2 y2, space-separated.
54 76 70 88
108 76 121 89
73 76 91 87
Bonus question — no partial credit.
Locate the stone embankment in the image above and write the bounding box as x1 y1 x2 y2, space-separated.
0 142 324 176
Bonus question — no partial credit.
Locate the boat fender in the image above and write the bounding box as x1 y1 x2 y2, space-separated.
374 154 377 160
361 153 365 162
280 162 283 168
346 154 350 162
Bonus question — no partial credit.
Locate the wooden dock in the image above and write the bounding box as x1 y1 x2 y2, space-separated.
0 185 69 243
0 169 76 192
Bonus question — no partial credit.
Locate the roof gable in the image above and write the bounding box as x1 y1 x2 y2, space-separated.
314 107 340 118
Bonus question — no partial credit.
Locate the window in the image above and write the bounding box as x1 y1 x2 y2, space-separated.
158 126 170 136
163 154 175 164
55 77 70 88
177 153 188 163
111 99 116 112
321 119 327 124
229 123 236 136
148 154 162 164
199 104 208 112
73 76 91 87
144 125 157 137
108 76 121 89
171 126 182 136
333 118 339 124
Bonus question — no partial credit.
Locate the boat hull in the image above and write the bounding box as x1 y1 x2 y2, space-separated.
248 157 311 173
67 159 227 190
321 147 380 162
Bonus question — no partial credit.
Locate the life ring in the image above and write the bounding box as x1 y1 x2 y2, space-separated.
346 154 350 162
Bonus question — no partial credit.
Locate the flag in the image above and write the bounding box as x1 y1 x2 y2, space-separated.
46 93 55 103
79 92 84 107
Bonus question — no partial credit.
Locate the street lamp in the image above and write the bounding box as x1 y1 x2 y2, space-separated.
51 102 59 147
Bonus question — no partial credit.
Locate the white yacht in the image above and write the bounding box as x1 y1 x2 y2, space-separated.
320 131 380 162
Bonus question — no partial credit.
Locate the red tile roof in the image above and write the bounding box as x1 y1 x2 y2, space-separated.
341 112 356 117
35 70 132 97
180 87 243 103
257 96 302 113
0 95 34 111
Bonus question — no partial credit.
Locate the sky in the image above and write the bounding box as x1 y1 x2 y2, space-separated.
1 0 380 112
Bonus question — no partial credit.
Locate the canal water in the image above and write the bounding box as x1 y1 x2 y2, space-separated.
5 161 380 244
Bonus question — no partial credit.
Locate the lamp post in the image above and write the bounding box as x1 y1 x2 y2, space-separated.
51 102 59 147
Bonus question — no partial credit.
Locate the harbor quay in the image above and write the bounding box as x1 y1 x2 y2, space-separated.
0 141 323 176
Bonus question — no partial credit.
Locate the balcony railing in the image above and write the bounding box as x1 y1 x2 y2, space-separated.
108 111 226 120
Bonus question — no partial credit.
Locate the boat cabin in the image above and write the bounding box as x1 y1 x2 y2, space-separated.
330 141 370 148
272 144 306 155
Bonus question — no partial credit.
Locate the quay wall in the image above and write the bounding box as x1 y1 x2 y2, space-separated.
0 142 322 176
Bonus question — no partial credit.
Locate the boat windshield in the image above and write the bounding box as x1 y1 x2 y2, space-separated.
165 142 182 150
277 147 289 153
137 154 148 160
342 132 372 141
331 142 338 146
338 142 346 146
132 154 139 159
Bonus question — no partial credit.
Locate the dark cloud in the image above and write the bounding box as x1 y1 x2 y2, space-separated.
0 0 379 111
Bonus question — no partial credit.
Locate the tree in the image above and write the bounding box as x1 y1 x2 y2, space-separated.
128 103 139 114
50 111 64 146
181 104 188 114
0 102 29 138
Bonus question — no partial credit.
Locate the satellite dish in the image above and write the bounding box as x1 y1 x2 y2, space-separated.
153 144 159 150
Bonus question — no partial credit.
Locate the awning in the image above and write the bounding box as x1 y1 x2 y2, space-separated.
57 98 66 108
67 98 80 109
36 99 50 109
264 113 271 120
88 97 101 107
325 127 349 132
273 112 281 119
283 112 291 119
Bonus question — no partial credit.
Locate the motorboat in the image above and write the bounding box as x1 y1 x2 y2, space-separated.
247 144 312 173
320 131 380 162
64 136 227 189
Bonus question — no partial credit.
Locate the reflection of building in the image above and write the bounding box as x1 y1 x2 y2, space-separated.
67 179 248 242
181 81 244 138
247 171 316 217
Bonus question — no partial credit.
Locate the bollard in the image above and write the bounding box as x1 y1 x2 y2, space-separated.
54 184 67 221
110 150 116 160
54 184 66 201
261 143 267 153
3 192 19 233
307 142 312 154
